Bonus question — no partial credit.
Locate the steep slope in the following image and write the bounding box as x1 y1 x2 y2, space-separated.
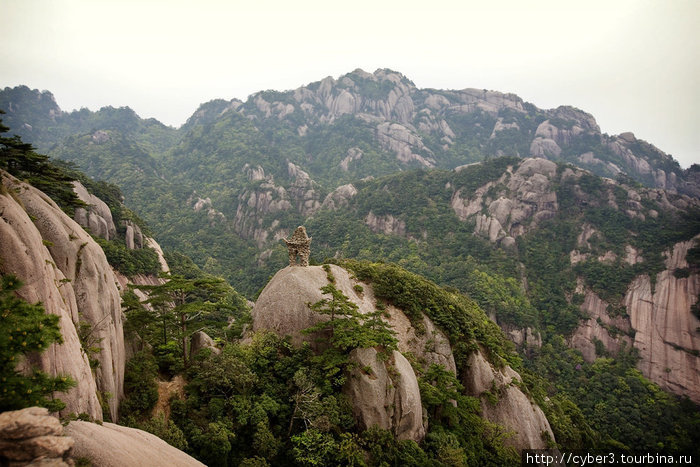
252 263 556 451
308 157 700 404
1 171 122 420
2 71 698 298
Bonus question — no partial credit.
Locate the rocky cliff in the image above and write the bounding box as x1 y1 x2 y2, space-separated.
1 170 169 421
1 170 121 420
449 158 700 403
624 237 700 402
252 263 556 450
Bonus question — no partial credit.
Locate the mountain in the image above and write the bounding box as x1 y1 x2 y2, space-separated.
2 70 700 454
2 70 698 296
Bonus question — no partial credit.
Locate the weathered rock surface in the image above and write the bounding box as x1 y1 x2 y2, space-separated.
72 181 116 240
12 177 125 421
252 264 428 441
462 350 555 451
452 158 559 242
1 171 108 420
321 183 357 210
570 281 633 362
384 305 457 375
365 211 407 237
624 237 700 403
344 348 425 442
65 420 204 467
123 220 144 250
0 407 73 465
190 331 220 357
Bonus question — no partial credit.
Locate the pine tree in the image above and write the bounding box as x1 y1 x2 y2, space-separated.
131 274 232 368
0 111 83 214
0 274 75 412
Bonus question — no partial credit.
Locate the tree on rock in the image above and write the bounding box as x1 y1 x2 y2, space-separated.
130 274 233 368
0 274 75 412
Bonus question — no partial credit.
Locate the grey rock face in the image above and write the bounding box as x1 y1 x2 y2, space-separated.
344 348 425 442
65 420 205 467
462 350 555 451
189 331 221 357
72 181 117 240
0 407 73 465
1 171 109 420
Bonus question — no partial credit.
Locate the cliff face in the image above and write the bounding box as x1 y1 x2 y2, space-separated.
252 263 556 451
446 158 700 403
1 172 102 419
624 238 700 402
462 350 555 451
1 171 124 420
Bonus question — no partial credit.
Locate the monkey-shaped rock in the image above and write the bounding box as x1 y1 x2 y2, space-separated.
284 226 312 266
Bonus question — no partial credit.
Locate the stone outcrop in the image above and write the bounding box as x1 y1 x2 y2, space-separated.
624 237 700 403
384 305 457 375
65 420 205 467
569 281 633 362
189 331 220 357
462 350 555 451
72 181 116 240
0 407 73 466
365 211 407 237
1 171 125 421
452 158 559 243
376 122 435 167
123 220 144 250
321 183 357 210
252 264 428 441
345 348 425 442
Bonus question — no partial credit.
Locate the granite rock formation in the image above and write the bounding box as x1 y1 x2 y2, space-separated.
0 407 73 466
252 263 557 449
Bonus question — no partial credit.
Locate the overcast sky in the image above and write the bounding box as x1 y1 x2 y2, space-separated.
1 0 698 167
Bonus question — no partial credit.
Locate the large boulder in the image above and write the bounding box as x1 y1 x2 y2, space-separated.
252 264 428 442
0 407 73 465
462 350 555 451
65 420 205 467
344 348 425 442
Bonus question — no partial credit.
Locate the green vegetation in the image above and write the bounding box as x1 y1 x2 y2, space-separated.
0 274 75 412
3 79 700 463
341 259 520 370
527 339 700 455
0 112 83 215
94 237 161 277
126 273 246 370
120 268 522 466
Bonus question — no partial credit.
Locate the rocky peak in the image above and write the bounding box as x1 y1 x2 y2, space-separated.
452 158 559 244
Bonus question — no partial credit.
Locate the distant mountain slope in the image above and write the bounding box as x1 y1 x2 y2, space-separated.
1 70 698 297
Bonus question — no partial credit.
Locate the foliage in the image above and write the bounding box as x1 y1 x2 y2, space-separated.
0 112 83 214
119 351 159 419
340 259 520 370
94 236 161 277
526 337 700 454
128 273 239 368
0 274 75 412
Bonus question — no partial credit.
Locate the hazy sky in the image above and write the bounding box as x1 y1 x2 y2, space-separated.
1 0 698 167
